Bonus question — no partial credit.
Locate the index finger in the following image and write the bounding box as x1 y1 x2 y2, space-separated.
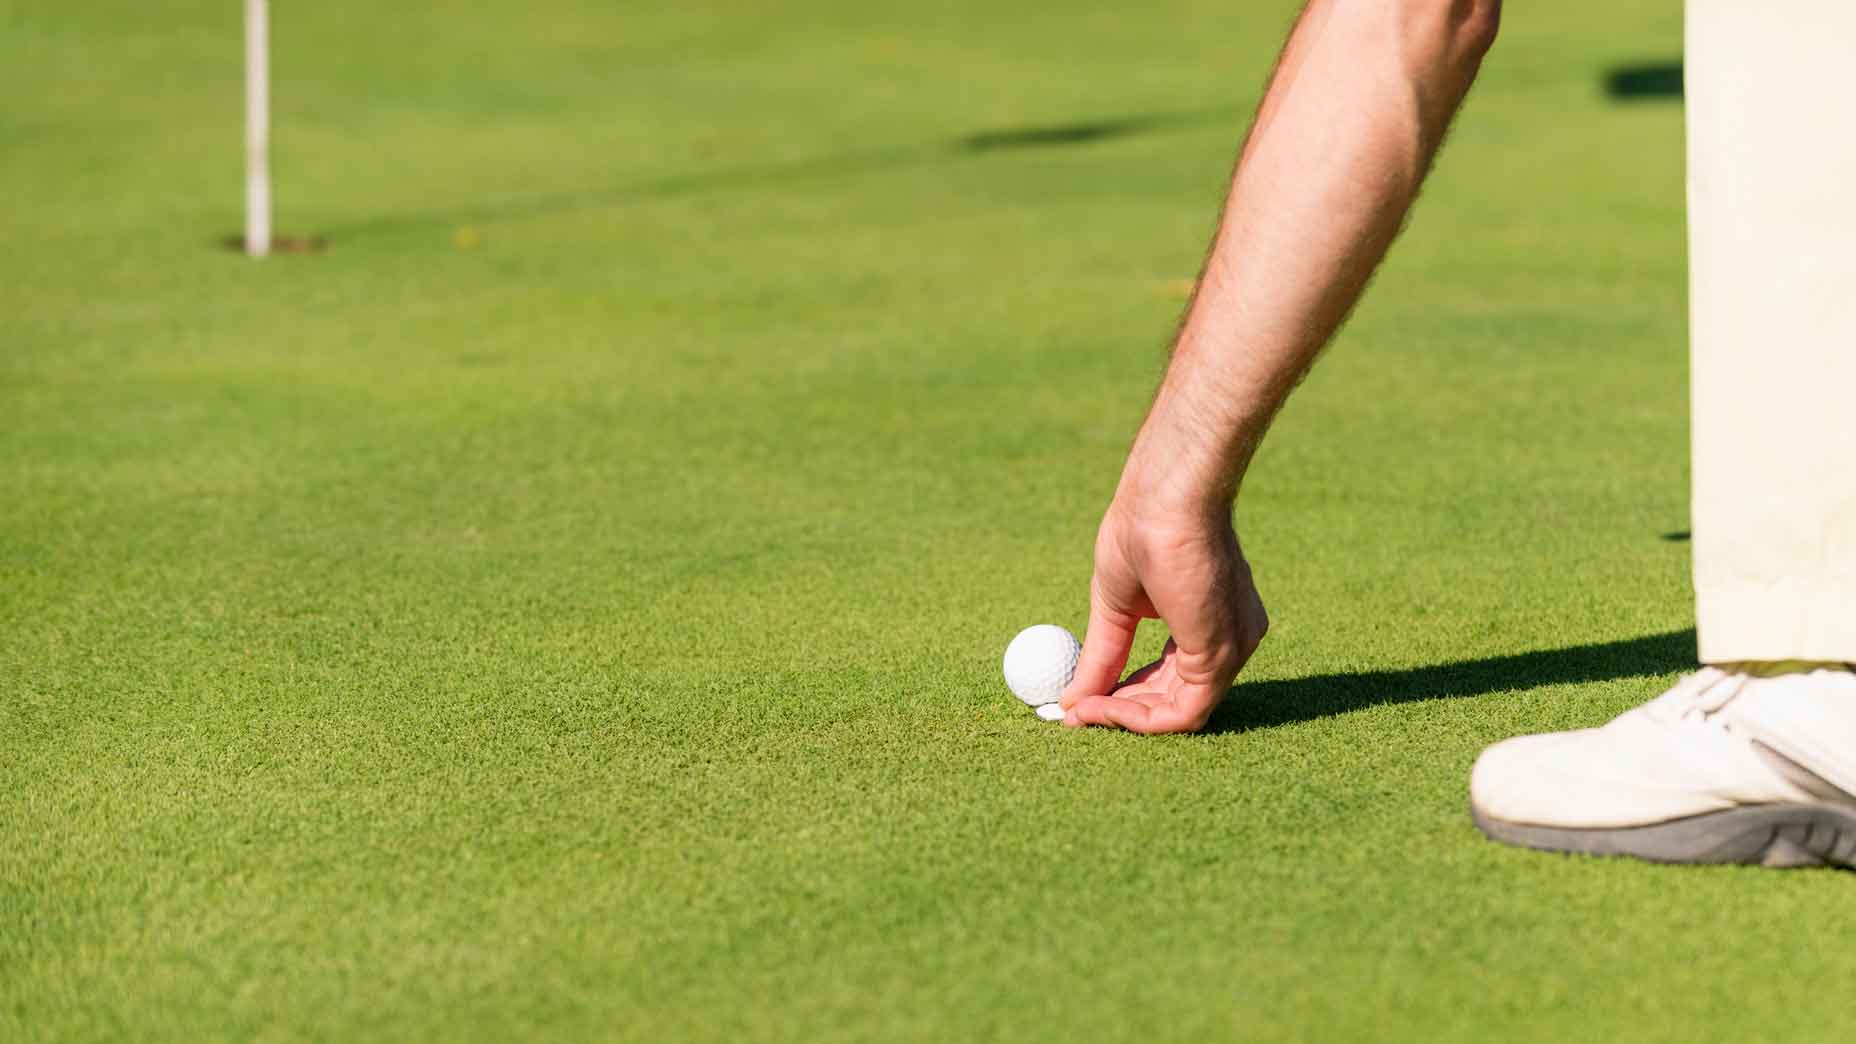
1063 686 1217 734
1058 596 1139 709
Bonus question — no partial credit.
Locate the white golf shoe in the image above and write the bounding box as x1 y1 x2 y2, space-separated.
1470 662 1856 868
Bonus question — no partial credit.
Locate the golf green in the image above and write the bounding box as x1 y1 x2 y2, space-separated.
6 1 1850 1041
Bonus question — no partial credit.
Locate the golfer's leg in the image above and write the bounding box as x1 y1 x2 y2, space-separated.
1688 0 1856 662
1466 3 1856 867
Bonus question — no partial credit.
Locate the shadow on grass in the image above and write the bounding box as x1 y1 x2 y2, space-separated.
322 106 1236 239
957 110 1229 152
1605 60 1683 101
1207 628 1696 734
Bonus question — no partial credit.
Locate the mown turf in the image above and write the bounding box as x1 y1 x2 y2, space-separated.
5 1 1851 1041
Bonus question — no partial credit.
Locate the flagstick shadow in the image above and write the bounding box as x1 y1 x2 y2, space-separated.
321 106 1237 239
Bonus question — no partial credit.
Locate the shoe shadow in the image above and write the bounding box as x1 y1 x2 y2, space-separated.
1206 628 1696 734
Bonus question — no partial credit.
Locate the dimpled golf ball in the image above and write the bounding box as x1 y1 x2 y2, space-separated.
1002 624 1081 707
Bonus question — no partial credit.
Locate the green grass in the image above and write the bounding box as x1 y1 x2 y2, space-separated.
5 1 1850 1040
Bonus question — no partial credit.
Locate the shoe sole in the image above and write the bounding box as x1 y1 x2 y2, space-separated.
1471 802 1856 869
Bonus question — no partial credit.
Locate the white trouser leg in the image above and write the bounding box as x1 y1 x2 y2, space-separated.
1687 0 1856 662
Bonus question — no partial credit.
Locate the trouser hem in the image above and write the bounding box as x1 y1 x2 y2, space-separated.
1696 589 1856 663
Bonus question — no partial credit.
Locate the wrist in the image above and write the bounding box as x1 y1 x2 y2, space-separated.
1118 403 1249 525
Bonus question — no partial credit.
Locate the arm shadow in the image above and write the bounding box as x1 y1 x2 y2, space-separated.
1206 628 1696 734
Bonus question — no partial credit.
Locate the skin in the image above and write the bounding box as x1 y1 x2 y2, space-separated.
1058 0 1502 733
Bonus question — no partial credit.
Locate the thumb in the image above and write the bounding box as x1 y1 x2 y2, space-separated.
1059 596 1140 709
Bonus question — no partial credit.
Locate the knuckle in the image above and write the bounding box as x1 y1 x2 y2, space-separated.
1243 617 1268 656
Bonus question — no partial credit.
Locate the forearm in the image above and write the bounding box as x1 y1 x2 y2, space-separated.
1127 0 1498 515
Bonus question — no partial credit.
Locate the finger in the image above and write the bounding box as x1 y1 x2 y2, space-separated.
1114 686 1175 710
1059 597 1140 709
1108 655 1168 695
1064 685 1218 734
1062 693 1150 731
1106 640 1179 705
1138 686 1219 734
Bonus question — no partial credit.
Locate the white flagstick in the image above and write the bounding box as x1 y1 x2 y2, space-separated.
244 0 271 258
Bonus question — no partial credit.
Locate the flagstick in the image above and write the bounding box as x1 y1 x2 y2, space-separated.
245 0 271 258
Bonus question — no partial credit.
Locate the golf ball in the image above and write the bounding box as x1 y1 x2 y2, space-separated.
1002 624 1081 707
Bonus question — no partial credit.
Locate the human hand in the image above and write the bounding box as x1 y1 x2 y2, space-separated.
1056 486 1268 734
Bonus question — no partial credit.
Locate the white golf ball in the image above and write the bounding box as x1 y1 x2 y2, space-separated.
1034 702 1067 723
1002 624 1081 707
